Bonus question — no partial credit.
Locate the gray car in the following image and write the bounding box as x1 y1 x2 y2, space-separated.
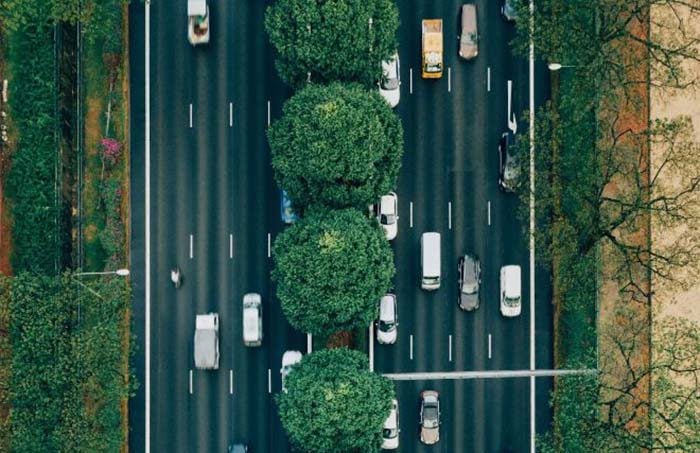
419 390 440 445
502 0 517 21
458 255 481 311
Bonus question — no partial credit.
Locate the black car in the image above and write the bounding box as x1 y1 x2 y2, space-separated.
498 130 520 192
458 254 481 311
501 0 517 21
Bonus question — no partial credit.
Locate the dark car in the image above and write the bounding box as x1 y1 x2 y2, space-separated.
419 390 441 445
498 130 520 192
228 444 248 453
501 0 517 21
458 254 481 311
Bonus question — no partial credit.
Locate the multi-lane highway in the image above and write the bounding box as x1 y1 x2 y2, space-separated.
130 1 552 452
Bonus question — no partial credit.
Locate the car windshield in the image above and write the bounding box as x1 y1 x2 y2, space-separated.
382 77 399 90
505 296 520 307
381 213 396 224
462 282 478 294
462 32 477 45
378 319 395 332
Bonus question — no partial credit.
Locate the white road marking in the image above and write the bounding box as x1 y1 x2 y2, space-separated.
488 201 491 226
229 102 233 127
189 234 194 259
383 369 597 380
267 233 271 258
267 369 272 394
409 201 413 228
189 369 193 395
487 66 491 92
448 202 452 230
409 68 413 94
488 334 492 359
409 334 414 360
229 370 234 395
529 1 537 451
369 325 374 371
448 334 453 362
307 333 312 354
145 2 151 448
267 100 271 126
448 67 451 92
189 103 193 128
229 234 233 259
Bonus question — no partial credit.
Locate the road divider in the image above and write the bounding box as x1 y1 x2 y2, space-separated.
383 369 598 381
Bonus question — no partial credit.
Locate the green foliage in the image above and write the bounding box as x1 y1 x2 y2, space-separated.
277 348 394 453
269 83 403 209
3 273 131 452
272 208 394 337
265 0 399 88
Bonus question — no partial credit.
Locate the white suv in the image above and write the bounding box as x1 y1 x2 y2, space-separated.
500 265 522 317
382 398 399 449
378 53 400 108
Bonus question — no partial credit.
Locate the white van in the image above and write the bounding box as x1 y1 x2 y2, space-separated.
500 265 522 317
421 232 441 290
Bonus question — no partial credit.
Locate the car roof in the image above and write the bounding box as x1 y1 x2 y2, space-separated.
243 307 260 341
503 265 521 296
422 390 439 402
282 350 302 365
382 54 399 78
380 194 395 213
379 294 396 320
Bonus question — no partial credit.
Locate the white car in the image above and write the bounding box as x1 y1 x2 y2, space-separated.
379 53 400 108
280 350 303 392
242 293 262 347
194 313 219 370
382 399 400 449
377 192 398 240
376 293 398 345
500 265 522 317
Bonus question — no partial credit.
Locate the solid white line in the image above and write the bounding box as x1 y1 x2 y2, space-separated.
448 202 452 230
267 100 271 126
409 334 414 360
488 334 492 359
189 234 194 259
529 0 536 451
267 233 271 258
229 234 233 259
189 103 193 128
307 333 312 354
189 369 193 395
145 1 151 450
229 102 233 127
229 370 234 395
409 68 413 94
487 66 491 92
488 201 491 226
384 369 597 380
448 335 453 362
369 325 374 371
448 67 452 92
409 202 413 228
267 369 272 394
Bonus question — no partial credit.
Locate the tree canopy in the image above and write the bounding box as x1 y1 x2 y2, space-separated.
272 208 394 337
277 348 395 453
268 83 403 210
264 0 399 88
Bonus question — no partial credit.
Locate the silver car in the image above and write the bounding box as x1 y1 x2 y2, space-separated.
458 255 481 311
420 390 440 445
242 293 262 347
376 294 398 345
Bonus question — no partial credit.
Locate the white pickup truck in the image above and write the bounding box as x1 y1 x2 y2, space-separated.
194 313 219 369
188 0 210 46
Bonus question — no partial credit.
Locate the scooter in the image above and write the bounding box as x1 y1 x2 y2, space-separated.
171 267 182 289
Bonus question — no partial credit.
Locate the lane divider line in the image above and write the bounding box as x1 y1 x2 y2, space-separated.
487 66 491 92
448 334 453 362
409 334 414 361
409 201 414 228
488 201 492 226
267 369 272 394
189 103 193 128
267 233 271 258
229 102 233 127
229 234 233 259
307 333 312 354
448 201 452 230
369 325 374 371
448 67 452 92
189 234 194 259
267 100 271 126
189 369 193 395
409 68 413 94
229 370 233 395
488 333 492 359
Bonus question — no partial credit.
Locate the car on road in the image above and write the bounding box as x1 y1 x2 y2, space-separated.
194 313 219 370
419 390 441 445
421 232 441 290
376 293 398 345
458 4 479 60
187 0 210 46
379 53 401 108
280 350 303 392
502 0 517 21
242 293 262 347
382 398 400 449
228 444 248 453
500 265 522 317
499 130 521 192
280 190 298 224
377 192 399 240
458 254 481 311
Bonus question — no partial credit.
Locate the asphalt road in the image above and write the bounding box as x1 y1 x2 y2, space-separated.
130 1 553 452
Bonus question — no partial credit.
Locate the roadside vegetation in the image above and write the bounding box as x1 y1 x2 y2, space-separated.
511 0 700 450
265 0 399 88
265 0 402 450
277 348 394 453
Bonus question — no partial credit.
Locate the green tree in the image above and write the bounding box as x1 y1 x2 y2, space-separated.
264 0 399 88
272 208 394 337
277 348 395 453
268 83 403 209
